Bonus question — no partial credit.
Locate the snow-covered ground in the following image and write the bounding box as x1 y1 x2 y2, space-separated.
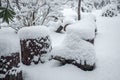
22 13 120 80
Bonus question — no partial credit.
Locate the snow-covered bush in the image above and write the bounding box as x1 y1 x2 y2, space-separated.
66 16 96 44
47 8 77 33
0 0 65 28
51 36 96 71
102 4 119 17
62 17 76 31
61 8 77 31
5 67 22 80
82 14 97 36
0 27 21 79
18 26 52 65
47 20 62 32
51 22 96 70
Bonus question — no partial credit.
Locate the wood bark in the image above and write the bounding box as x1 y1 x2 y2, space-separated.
78 0 81 20
0 0 1 6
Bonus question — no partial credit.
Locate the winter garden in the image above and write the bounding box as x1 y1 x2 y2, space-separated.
0 0 120 80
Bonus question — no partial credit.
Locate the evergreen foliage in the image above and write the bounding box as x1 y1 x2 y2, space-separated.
0 7 15 24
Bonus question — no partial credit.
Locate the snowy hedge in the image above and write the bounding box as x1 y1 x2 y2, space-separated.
5 67 22 80
51 24 96 71
0 28 22 80
66 16 97 44
102 4 120 17
18 26 52 65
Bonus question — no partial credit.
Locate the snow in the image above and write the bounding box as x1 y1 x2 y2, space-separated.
51 40 96 65
0 27 20 56
21 12 120 80
1 9 120 80
6 67 22 76
32 55 40 62
62 8 77 19
18 26 50 40
50 21 96 65
61 8 77 27
81 13 94 19
62 17 76 27
0 27 16 34
94 16 120 80
82 13 96 22
101 4 118 17
47 20 62 32
49 32 66 47
0 74 5 79
66 17 96 40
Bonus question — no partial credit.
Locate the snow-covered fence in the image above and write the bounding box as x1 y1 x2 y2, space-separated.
18 26 52 65
0 28 22 80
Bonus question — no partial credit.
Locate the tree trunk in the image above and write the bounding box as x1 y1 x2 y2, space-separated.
78 0 81 20
32 12 35 25
0 0 1 6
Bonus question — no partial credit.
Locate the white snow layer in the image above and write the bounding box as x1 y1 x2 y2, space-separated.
62 17 76 27
51 25 96 65
66 16 96 40
51 40 96 65
0 27 20 56
47 20 62 31
62 8 77 19
18 26 50 40
81 13 96 21
51 15 96 65
61 8 77 27
22 12 120 80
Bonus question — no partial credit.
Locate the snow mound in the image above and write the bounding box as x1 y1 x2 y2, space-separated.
62 17 75 27
18 26 50 40
51 24 96 66
51 39 96 66
83 14 96 22
66 18 96 40
50 18 96 69
62 8 77 19
61 8 77 27
81 13 96 21
47 20 62 32
0 27 20 56
0 27 16 34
